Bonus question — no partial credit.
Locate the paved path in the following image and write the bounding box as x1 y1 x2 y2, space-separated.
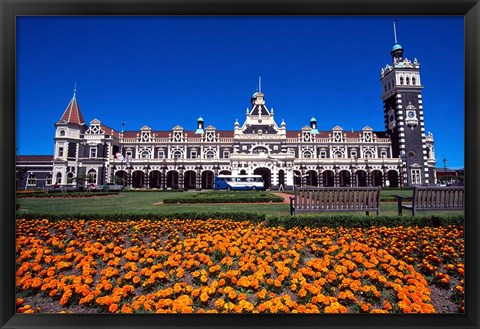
271 192 292 204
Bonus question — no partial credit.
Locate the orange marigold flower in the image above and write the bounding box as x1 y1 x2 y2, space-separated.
109 303 119 313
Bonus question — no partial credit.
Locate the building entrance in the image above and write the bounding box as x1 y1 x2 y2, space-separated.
253 167 271 189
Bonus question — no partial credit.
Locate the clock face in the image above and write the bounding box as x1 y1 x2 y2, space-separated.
407 111 415 118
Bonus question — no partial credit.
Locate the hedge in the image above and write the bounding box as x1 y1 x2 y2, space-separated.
16 191 120 198
17 212 463 228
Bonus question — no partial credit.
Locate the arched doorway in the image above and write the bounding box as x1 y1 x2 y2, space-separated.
184 170 196 190
323 170 334 187
132 170 144 188
149 170 161 188
371 170 383 187
253 167 271 189
339 170 351 187
355 170 367 187
202 170 214 189
239 170 247 175
167 170 179 189
306 170 318 187
219 170 231 175
387 170 399 188
115 170 128 186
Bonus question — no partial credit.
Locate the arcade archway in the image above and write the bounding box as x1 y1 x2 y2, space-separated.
253 167 271 189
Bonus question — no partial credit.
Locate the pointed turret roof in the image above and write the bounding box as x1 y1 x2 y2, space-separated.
58 89 85 125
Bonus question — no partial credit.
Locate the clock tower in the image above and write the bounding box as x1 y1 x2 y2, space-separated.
380 21 435 186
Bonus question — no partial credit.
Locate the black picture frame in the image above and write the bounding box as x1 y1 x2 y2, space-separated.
1 1 478 328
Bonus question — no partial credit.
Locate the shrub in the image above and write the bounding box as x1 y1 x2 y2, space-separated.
17 212 463 229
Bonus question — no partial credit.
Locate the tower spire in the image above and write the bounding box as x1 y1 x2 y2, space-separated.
393 19 398 44
73 82 77 97
258 76 262 93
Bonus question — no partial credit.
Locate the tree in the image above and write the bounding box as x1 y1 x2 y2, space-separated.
16 167 28 190
72 174 95 191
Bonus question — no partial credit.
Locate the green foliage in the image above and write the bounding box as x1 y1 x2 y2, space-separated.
17 211 266 223
16 191 120 198
17 211 463 229
163 191 283 204
263 213 464 229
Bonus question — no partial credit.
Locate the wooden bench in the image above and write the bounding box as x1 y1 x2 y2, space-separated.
289 186 381 216
396 186 464 216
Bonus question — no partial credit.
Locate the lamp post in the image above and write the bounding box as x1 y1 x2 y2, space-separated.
161 159 167 190
195 164 203 191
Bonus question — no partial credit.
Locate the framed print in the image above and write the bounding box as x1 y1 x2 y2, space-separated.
2 0 479 328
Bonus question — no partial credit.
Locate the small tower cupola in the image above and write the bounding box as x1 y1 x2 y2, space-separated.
391 20 404 61
195 117 204 134
310 117 319 134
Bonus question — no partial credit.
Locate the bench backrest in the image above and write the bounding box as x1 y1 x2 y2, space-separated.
413 186 464 209
293 186 380 210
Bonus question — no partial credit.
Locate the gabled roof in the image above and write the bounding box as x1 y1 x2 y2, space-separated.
58 93 85 125
250 104 270 116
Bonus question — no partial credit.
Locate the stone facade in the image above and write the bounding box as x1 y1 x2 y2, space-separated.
16 39 437 190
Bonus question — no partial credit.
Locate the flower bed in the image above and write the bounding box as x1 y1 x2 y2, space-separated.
16 218 464 314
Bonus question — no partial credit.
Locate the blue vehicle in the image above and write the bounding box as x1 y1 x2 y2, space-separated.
214 175 265 191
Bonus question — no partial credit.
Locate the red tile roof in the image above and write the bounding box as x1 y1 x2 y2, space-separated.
16 155 53 162
59 94 85 125
100 123 120 137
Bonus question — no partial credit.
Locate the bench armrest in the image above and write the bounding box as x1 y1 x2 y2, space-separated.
289 196 295 215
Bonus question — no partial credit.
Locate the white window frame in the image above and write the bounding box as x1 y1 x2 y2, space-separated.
223 151 230 159
90 147 97 159
411 168 422 185
190 150 197 159
27 175 37 186
158 150 165 159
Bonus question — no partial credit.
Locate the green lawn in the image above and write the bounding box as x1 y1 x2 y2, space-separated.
16 190 462 218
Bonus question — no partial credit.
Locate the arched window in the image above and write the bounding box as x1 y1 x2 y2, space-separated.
252 147 268 154
87 169 97 184
46 174 52 185
205 150 215 159
364 151 374 159
67 172 75 184
141 150 150 159
400 77 404 85
303 151 312 159
334 151 343 159
59 130 66 137
56 172 62 184
412 77 416 85
173 151 182 159
406 76 410 85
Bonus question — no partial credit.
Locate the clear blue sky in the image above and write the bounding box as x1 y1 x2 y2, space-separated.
16 16 464 169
